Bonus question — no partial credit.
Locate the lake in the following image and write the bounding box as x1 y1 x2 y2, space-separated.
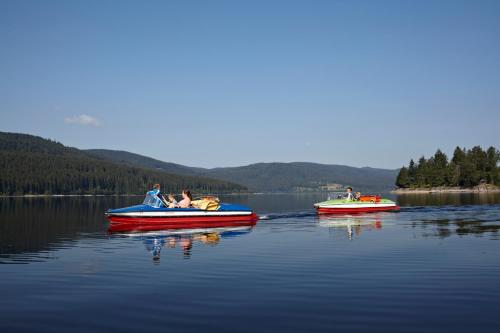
1 193 500 332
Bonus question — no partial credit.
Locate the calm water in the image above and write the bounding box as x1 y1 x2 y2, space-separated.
1 193 500 332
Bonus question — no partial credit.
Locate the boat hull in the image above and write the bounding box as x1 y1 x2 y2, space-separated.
107 212 258 224
314 198 400 214
106 201 258 229
107 216 258 232
316 205 400 214
106 212 259 229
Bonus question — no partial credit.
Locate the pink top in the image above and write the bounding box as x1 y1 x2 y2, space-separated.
177 198 191 208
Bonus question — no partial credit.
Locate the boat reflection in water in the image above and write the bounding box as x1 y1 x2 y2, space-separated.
317 213 385 240
108 221 256 261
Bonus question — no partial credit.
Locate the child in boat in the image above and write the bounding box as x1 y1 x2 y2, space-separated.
167 193 178 208
345 187 354 201
176 189 193 208
355 192 362 201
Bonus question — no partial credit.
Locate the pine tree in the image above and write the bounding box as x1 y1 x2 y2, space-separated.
396 167 409 188
395 145 498 189
485 146 500 185
450 147 463 186
408 159 416 185
416 156 428 187
432 149 449 186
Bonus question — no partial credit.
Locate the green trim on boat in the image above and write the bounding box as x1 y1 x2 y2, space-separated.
314 198 397 206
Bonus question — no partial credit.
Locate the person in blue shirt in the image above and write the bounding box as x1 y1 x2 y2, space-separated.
146 183 161 196
146 183 164 207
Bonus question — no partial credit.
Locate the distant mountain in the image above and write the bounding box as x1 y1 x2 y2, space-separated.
0 132 246 195
86 149 204 176
87 149 399 192
201 162 398 193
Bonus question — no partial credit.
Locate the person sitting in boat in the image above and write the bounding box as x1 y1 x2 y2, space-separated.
175 189 193 208
166 193 178 208
146 183 161 196
146 183 164 207
344 187 355 201
355 192 362 201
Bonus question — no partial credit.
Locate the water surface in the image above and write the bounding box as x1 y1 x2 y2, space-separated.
1 193 500 332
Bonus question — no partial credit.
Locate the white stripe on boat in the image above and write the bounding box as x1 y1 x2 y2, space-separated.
315 203 397 209
108 210 253 217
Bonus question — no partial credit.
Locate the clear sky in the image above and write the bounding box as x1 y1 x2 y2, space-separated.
1 0 499 169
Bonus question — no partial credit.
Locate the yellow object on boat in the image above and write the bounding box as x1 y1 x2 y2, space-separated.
191 196 220 210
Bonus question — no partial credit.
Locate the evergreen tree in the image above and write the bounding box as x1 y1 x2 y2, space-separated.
395 145 499 188
408 159 416 185
416 156 428 187
451 146 466 186
432 149 449 186
485 146 500 185
396 167 409 188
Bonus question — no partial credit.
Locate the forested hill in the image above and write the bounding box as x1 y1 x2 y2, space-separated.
86 149 204 176
396 146 500 189
86 149 399 192
0 132 246 195
201 163 398 192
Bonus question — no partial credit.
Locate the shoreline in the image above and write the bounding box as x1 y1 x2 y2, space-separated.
391 187 500 194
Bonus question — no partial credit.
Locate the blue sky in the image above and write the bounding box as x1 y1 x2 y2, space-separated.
1 0 499 169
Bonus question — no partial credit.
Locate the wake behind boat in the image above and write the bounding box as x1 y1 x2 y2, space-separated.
106 194 258 228
314 194 400 214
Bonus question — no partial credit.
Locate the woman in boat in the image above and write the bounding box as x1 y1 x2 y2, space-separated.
176 189 193 208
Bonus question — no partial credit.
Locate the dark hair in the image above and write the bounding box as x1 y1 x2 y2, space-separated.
183 189 193 200
153 183 160 189
347 187 353 191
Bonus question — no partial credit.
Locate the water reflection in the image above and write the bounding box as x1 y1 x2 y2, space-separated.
317 213 385 240
110 225 254 261
1 194 499 264
396 192 500 206
0 196 141 262
406 206 500 239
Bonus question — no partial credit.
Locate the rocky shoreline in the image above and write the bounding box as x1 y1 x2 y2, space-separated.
392 184 500 194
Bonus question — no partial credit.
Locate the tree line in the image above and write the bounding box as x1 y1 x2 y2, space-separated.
0 132 246 195
396 146 499 188
0 151 246 195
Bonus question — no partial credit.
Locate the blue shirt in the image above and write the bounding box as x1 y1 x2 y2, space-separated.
146 188 162 207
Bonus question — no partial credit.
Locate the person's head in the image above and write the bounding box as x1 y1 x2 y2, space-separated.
347 187 353 193
168 193 175 200
182 189 192 200
355 192 361 198
153 183 160 190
